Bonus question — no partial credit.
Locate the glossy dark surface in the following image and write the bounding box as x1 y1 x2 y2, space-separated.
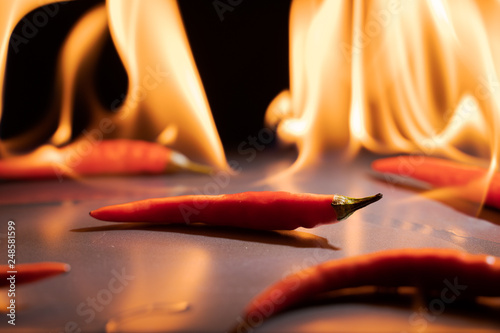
1 151 499 332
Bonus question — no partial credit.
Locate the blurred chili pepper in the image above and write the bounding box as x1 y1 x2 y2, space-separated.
235 248 500 331
0 139 212 180
1 262 70 286
372 156 500 209
90 191 382 229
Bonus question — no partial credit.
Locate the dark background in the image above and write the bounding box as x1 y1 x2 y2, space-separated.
1 0 291 151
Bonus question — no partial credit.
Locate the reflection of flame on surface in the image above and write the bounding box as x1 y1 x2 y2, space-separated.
112 246 209 332
266 0 499 170
0 0 226 169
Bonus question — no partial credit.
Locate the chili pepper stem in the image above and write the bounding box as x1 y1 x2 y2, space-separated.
165 151 214 174
332 193 383 221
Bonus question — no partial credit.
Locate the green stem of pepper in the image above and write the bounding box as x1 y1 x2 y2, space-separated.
332 193 383 221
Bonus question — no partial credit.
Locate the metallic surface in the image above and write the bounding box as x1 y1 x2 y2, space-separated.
0 151 499 332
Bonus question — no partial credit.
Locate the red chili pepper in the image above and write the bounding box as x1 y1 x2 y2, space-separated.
372 156 500 209
89 191 382 229
1 262 70 286
0 139 212 180
236 249 500 331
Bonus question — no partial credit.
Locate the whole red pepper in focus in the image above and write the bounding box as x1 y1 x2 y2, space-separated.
90 191 383 230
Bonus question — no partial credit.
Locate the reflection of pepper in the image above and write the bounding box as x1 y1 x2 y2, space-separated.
372 156 500 209
90 191 382 229
0 262 70 286
237 249 500 330
0 139 211 180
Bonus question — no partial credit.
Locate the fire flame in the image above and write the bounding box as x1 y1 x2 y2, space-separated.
106 0 226 168
266 0 500 172
0 0 71 154
1 0 499 188
50 3 109 147
0 0 226 169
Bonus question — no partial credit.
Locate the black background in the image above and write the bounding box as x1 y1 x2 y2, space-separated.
1 0 291 150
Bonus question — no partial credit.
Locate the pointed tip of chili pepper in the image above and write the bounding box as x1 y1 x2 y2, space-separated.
89 209 101 220
34 262 71 283
62 263 72 273
89 204 131 222
37 262 72 276
332 193 383 221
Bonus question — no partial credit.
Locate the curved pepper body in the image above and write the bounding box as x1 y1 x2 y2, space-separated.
239 248 500 329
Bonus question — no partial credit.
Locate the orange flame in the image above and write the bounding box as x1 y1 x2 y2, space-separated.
1 0 226 170
106 0 226 168
267 0 500 172
3 1 499 185
50 3 108 146
0 0 73 154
